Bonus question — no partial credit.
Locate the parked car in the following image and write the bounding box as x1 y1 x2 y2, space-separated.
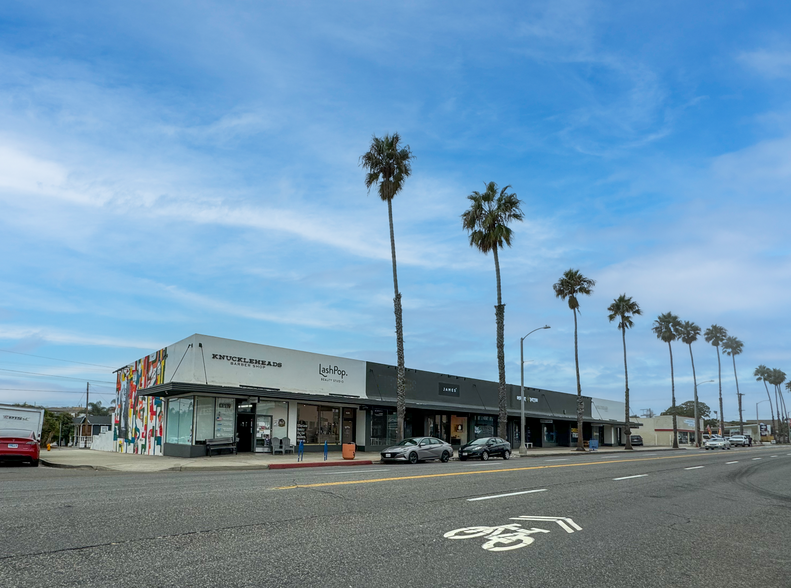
704 437 731 450
459 437 512 461
0 428 40 466
727 435 749 447
380 437 453 464
630 435 643 446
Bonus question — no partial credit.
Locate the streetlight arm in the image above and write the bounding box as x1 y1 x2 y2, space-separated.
520 325 550 456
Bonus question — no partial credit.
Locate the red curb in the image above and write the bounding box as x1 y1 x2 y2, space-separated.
268 460 375 469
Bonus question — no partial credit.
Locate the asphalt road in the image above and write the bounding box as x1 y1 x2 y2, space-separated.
2 446 790 588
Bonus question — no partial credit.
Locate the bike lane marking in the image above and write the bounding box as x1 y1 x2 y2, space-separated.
443 516 582 551
467 489 547 501
273 451 734 490
613 474 647 480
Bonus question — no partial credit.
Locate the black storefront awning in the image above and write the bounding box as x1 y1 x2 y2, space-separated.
140 383 633 427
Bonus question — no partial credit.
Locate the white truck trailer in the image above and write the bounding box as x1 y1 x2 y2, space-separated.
0 404 45 440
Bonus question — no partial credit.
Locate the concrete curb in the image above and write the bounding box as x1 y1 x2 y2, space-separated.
269 460 375 470
41 459 109 471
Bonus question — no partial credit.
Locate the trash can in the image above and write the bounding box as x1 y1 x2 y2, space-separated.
342 442 356 460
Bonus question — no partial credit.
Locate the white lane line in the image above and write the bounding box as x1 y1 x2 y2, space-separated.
313 469 389 476
544 458 569 462
753 458 762 461
613 474 648 481
685 466 705 470
468 489 548 502
771 455 778 458
726 461 738 464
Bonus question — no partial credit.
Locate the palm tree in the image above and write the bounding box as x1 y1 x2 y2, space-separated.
360 133 414 441
704 325 728 438
721 336 744 434
677 320 702 446
653 312 681 448
607 294 642 450
553 269 596 451
770 368 788 443
754 365 776 442
461 182 523 439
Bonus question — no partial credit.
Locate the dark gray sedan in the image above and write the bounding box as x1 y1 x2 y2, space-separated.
380 437 453 464
459 437 512 461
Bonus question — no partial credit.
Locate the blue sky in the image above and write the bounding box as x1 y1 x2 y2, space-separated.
1 1 789 423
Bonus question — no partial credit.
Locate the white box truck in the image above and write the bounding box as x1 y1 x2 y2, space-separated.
0 404 45 441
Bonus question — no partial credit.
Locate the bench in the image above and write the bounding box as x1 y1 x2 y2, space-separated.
205 437 237 457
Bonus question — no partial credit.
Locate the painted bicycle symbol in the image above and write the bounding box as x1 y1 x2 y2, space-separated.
443 516 581 552
443 524 550 551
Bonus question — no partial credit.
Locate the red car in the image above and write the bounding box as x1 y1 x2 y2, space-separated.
0 428 40 466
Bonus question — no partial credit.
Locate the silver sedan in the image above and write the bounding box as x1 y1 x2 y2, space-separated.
380 437 453 464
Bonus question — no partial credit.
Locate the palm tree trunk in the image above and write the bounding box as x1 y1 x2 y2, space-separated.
732 355 742 435
623 326 632 450
777 387 788 443
387 199 406 442
573 308 584 451
689 344 700 447
669 342 678 449
492 247 507 439
763 381 775 442
716 347 724 436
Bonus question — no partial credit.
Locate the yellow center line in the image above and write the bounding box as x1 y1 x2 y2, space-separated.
274 451 730 490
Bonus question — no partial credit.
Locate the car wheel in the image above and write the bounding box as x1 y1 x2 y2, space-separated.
31 459 39 467
503 450 511 460
459 456 467 461
441 451 450 463
408 452 418 464
481 451 489 461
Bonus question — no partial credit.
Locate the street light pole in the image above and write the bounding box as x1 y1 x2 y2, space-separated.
520 325 550 456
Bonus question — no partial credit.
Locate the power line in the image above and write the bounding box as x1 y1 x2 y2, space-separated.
0 388 116 396
0 367 115 385
0 348 117 369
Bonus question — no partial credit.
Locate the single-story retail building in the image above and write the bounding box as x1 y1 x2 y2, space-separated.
628 416 705 446
112 334 634 457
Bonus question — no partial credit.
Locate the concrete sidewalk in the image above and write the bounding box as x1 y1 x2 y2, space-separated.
40 445 684 473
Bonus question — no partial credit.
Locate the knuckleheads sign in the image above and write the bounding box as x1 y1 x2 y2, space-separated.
165 334 367 397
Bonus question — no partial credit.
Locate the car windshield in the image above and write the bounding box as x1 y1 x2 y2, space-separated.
0 428 34 438
469 438 490 445
396 438 419 446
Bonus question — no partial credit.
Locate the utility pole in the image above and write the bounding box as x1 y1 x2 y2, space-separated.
84 382 89 448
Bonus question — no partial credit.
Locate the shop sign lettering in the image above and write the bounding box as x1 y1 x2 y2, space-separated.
319 363 347 383
212 354 283 369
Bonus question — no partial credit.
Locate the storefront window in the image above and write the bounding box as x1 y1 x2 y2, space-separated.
166 397 194 445
214 398 235 439
472 415 495 439
256 401 288 439
297 404 340 445
195 397 215 442
370 409 397 446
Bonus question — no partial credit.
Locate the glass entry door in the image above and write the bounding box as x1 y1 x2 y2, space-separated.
255 415 273 453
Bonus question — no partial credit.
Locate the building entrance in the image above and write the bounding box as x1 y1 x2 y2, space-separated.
342 408 356 444
236 409 255 453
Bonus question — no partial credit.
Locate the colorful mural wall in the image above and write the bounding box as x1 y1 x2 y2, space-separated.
113 348 168 455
